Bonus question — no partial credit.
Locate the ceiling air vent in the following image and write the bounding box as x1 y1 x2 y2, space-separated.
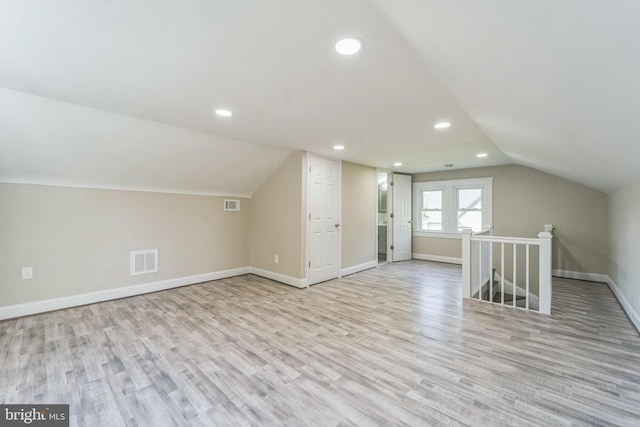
130 249 158 276
224 199 240 211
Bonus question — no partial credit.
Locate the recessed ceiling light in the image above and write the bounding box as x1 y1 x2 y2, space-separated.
393 162 402 167
335 38 362 55
333 144 345 150
476 153 488 158
434 121 451 129
444 164 453 168
215 109 233 117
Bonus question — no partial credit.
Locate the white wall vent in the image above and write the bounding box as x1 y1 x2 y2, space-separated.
224 199 240 211
130 249 158 276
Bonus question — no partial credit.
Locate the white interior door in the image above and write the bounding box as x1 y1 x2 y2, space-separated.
308 155 341 285
390 173 412 262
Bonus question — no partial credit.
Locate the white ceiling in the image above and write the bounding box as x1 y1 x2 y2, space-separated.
1 0 638 195
371 0 640 193
0 87 290 197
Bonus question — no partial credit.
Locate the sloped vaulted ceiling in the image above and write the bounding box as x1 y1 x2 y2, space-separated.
370 0 640 193
1 0 638 195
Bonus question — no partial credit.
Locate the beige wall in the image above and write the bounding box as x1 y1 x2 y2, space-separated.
0 183 250 307
1 151 378 312
412 165 608 274
0 160 618 315
341 161 377 269
249 151 306 278
608 181 640 319
413 237 461 259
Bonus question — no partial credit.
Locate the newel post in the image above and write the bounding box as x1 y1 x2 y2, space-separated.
461 228 472 299
538 224 554 315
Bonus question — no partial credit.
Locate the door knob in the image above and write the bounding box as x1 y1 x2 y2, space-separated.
335 224 341 228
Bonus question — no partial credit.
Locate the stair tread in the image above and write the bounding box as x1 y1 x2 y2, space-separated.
491 293 526 303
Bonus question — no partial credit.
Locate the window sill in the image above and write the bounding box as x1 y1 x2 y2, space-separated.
412 231 462 239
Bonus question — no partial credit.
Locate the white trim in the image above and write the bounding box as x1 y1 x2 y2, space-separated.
386 172 392 262
606 276 640 333
413 231 462 239
387 172 394 261
338 160 343 279
250 267 308 289
474 236 540 245
341 260 378 277
0 267 251 321
414 177 494 188
413 177 493 234
303 151 310 290
0 180 253 199
552 269 608 283
412 253 462 265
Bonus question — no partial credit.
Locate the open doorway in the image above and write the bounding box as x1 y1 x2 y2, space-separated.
377 172 388 263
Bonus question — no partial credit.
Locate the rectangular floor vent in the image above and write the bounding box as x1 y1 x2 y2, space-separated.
224 199 240 211
130 249 158 276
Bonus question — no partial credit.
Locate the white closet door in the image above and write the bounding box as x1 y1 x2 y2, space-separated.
308 155 341 284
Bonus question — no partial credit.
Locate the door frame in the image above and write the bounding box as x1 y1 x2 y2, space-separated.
387 172 393 261
376 170 390 264
305 152 342 285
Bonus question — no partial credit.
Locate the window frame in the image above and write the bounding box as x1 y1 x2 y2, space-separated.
456 186 483 232
413 177 493 238
421 189 444 231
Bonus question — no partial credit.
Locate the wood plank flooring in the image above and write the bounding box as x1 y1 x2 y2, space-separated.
1 260 639 426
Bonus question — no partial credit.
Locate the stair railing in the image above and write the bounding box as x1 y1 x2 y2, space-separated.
462 224 554 315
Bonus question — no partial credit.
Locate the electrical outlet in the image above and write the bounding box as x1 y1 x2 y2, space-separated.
274 255 279 264
22 267 33 280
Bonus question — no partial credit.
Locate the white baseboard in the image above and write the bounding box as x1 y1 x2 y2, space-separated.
412 253 462 265
0 267 251 321
606 276 640 333
341 260 378 277
553 269 608 283
249 267 308 289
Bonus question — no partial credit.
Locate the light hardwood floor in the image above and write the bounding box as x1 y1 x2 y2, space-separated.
1 260 639 426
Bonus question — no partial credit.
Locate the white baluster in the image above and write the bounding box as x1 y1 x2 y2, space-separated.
538 229 553 315
462 224 553 313
501 242 505 305
513 244 517 307
526 244 530 310
461 228 472 299
489 241 493 300
478 239 482 300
